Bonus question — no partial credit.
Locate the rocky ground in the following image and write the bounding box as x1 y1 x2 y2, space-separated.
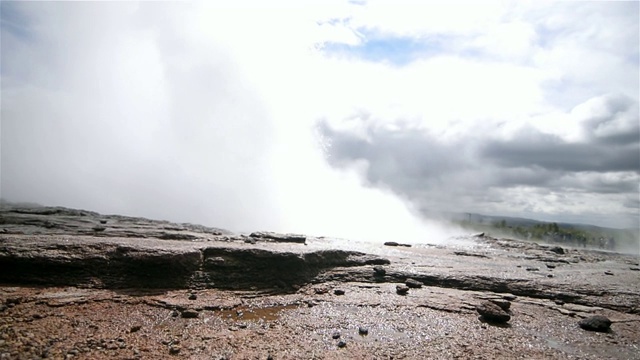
1 204 639 359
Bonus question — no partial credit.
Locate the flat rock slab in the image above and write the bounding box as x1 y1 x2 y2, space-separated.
1 285 639 359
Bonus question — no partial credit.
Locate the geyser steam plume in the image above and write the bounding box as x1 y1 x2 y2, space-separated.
1 2 456 244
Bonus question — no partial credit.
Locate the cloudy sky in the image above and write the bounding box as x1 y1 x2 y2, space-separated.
2 1 638 241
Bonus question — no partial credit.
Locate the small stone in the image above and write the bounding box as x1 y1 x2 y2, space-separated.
169 345 181 355
579 315 612 332
171 310 179 317
489 299 511 311
384 241 411 247
547 274 554 278
526 267 539 272
502 294 517 301
331 331 341 339
337 340 347 348
373 266 386 276
604 271 614 276
130 325 142 333
99 220 107 224
188 294 197 300
549 246 565 254
405 278 423 288
476 301 510 323
180 309 199 319
630 267 640 271
358 327 368 335
396 284 409 295
546 264 556 269
334 289 345 296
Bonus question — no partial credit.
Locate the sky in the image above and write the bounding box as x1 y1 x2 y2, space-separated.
1 1 638 241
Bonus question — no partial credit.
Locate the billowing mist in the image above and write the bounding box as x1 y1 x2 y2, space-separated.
3 2 638 241
1 2 456 243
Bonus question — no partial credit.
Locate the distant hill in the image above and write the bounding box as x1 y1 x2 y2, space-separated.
421 209 639 254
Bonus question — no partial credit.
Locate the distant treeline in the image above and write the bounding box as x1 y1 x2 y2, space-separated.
457 219 638 251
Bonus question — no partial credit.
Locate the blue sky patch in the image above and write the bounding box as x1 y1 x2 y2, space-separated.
322 29 445 66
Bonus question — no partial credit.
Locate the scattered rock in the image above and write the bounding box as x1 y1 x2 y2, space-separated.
396 284 409 295
384 242 412 247
337 340 347 348
331 331 341 339
405 278 423 288
473 232 485 238
373 266 386 276
578 315 612 332
502 294 517 301
130 325 142 333
188 293 197 300
358 327 369 335
630 267 640 271
526 267 539 272
180 309 199 319
314 287 329 295
547 274 554 278
549 246 565 255
476 301 510 323
92 226 106 232
545 264 556 269
169 344 181 355
249 231 306 244
604 271 614 276
333 289 345 296
453 251 489 258
99 220 107 224
489 299 511 311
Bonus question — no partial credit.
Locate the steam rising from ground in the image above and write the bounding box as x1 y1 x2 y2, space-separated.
1 2 458 244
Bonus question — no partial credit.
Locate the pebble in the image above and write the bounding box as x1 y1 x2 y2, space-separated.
334 289 345 296
476 301 511 323
169 345 181 354
358 327 369 335
604 271 614 276
396 284 409 295
337 340 347 348
579 315 612 332
489 299 511 311
181 309 199 319
188 294 197 300
405 278 423 288
373 266 386 276
332 331 341 339
130 325 142 333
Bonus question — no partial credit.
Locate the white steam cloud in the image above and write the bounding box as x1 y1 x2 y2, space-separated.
1 2 456 243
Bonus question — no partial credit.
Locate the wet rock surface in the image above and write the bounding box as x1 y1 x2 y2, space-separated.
1 204 639 359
